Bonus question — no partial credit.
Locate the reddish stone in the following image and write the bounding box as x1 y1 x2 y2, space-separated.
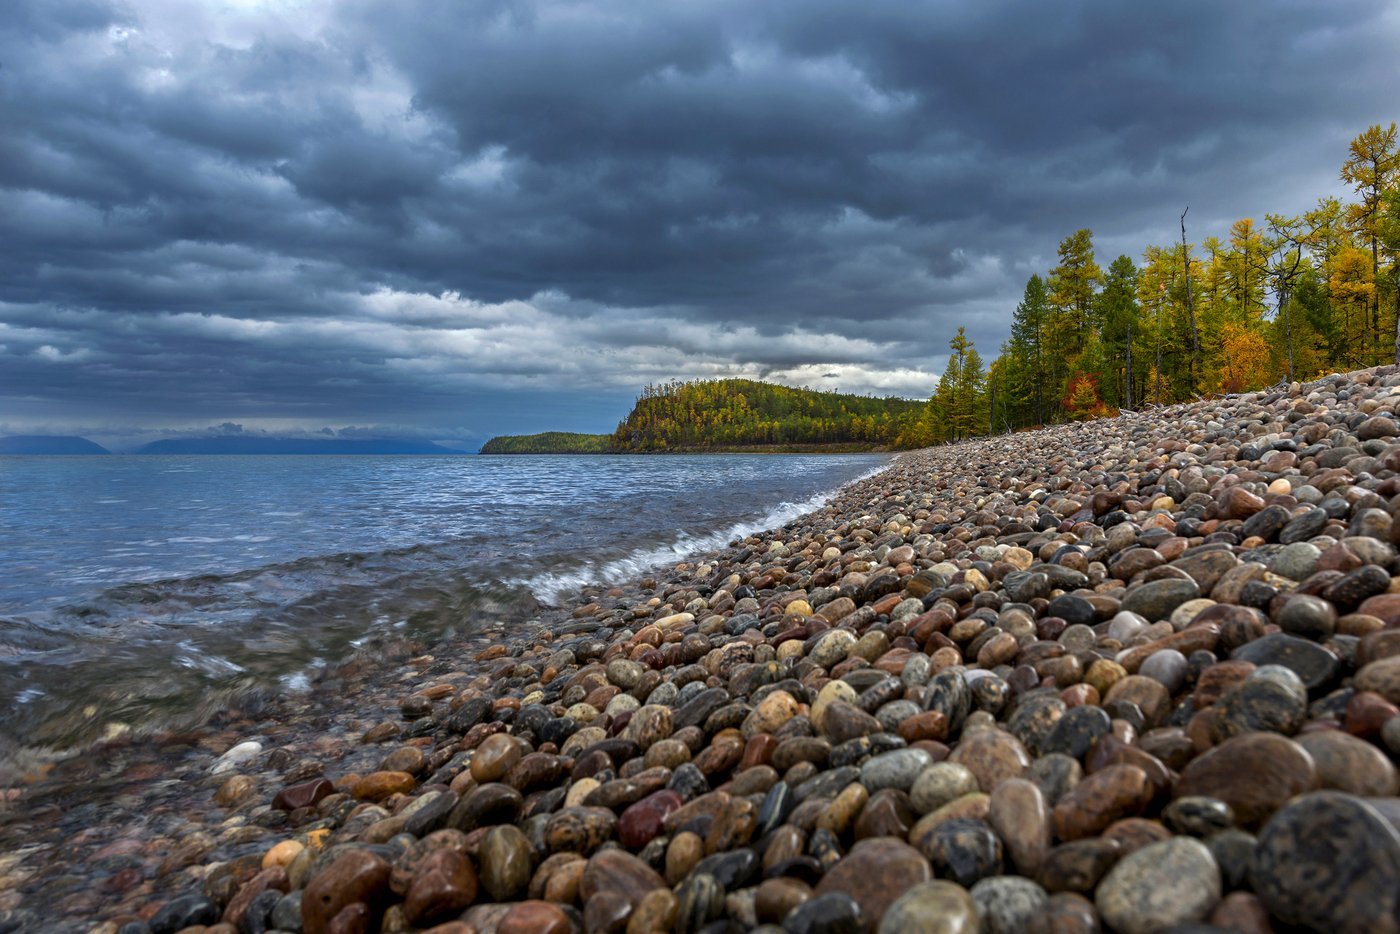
618 790 684 849
1175 733 1319 830
1345 691 1400 737
272 778 334 812
498 900 571 934
741 734 778 769
302 850 391 934
404 848 477 927
897 710 949 743
223 866 289 927
1053 765 1153 841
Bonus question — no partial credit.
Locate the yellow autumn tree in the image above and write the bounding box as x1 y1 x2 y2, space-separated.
1218 322 1273 392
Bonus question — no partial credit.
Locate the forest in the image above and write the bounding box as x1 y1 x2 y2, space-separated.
900 122 1400 446
478 431 611 454
609 379 923 451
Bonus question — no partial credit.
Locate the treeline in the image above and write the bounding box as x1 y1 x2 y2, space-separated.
610 379 924 451
904 122 1400 446
478 431 611 454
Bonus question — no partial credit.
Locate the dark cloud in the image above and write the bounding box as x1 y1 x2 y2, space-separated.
1 0 1397 437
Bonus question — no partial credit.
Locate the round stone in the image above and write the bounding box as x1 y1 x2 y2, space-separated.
947 728 1030 793
1175 733 1319 830
910 762 980 815
917 818 1002 887
877 880 978 934
1095 837 1221 934
784 891 864 934
1253 791 1400 932
479 825 534 901
814 838 931 929
969 877 1048 934
1296 730 1400 797
860 748 932 793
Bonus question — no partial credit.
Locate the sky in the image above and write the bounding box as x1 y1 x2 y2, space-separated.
2 0 1398 449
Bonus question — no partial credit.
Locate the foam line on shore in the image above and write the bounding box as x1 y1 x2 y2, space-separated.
519 460 893 603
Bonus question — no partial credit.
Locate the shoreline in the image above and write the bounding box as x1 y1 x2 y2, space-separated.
5 370 1400 931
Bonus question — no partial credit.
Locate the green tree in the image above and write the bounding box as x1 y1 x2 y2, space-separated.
1340 123 1399 360
1096 255 1140 409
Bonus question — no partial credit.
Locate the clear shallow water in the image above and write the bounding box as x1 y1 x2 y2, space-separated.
0 453 886 752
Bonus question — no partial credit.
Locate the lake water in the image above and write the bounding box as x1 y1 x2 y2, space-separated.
0 453 886 752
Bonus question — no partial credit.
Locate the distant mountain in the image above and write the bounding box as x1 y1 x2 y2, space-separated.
0 435 111 455
479 432 611 454
133 437 466 455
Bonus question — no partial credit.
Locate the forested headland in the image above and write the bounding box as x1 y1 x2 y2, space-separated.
480 381 923 453
899 122 1400 446
478 432 612 454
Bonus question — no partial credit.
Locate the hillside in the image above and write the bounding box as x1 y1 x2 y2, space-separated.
0 435 110 455
609 379 923 451
134 437 465 455
478 432 611 454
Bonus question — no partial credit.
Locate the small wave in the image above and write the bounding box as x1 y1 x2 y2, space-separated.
518 461 887 603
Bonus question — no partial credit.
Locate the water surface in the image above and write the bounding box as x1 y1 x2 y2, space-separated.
0 453 886 752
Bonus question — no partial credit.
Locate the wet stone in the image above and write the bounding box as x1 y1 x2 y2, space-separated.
783 890 864 934
1051 764 1152 841
1277 594 1338 641
1006 694 1067 757
692 849 758 889
947 728 1030 793
1280 507 1329 544
860 748 931 793
1297 729 1399 796
917 817 1002 887
479 824 534 901
1137 649 1189 695
988 778 1050 876
1175 732 1319 829
1040 705 1111 761
910 762 980 815
821 701 882 743
404 848 476 928
1095 837 1222 934
1231 632 1340 691
1213 664 1308 738
675 871 725 933
302 850 391 934
1120 579 1199 622
1356 655 1400 704
1026 753 1081 807
814 837 931 929
545 805 618 854
855 787 917 840
1162 796 1235 837
970 877 1048 934
149 894 219 934
273 778 335 812
876 880 978 934
1253 791 1400 933
1037 838 1122 894
924 670 972 737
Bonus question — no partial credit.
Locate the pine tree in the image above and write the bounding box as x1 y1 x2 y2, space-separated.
1096 255 1140 409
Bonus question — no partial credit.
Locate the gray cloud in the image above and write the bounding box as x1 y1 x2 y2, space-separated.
2 0 1397 437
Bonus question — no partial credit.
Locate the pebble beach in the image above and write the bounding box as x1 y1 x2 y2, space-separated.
6 367 1400 934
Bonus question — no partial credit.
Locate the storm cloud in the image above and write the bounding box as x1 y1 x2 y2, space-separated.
2 0 1397 446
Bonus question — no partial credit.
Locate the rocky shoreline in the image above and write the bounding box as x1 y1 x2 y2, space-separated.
6 367 1400 934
